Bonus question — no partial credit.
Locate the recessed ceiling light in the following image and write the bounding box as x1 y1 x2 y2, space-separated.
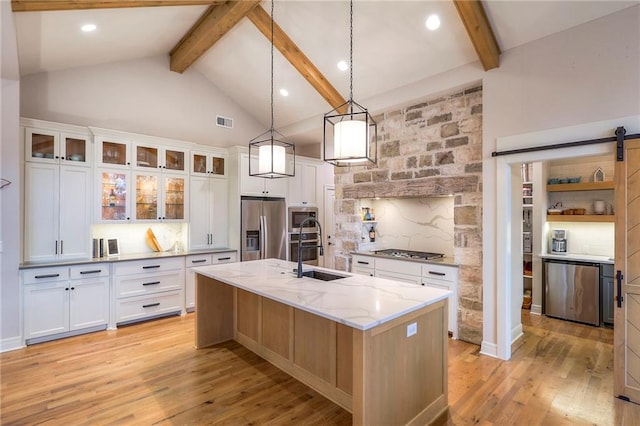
425 14 440 31
280 88 289 97
337 60 348 71
81 23 97 32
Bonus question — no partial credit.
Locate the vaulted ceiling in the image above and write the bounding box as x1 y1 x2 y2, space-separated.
11 0 638 145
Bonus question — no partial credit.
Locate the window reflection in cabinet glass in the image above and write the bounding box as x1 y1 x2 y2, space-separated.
102 141 127 165
136 146 158 168
31 133 55 159
165 149 185 171
101 172 127 220
65 137 86 162
136 175 158 220
164 177 185 220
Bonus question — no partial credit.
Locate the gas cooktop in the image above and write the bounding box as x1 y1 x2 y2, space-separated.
373 249 444 261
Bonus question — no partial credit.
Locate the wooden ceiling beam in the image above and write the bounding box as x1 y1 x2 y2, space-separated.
452 0 501 71
247 5 346 111
11 0 219 12
170 0 260 74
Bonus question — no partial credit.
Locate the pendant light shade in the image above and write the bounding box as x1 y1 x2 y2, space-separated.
248 0 294 178
323 0 377 167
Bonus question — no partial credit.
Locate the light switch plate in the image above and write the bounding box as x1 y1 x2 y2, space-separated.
407 322 417 337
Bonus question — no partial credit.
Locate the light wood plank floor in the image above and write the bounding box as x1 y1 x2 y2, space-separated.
1 311 639 425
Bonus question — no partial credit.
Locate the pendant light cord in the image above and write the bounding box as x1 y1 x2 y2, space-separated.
349 0 354 104
270 0 275 132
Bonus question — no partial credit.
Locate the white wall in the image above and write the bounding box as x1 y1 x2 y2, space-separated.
20 55 266 148
1 0 23 350
483 5 640 358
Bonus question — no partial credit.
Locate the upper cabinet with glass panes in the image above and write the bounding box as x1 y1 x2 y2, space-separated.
134 143 188 174
25 127 91 167
191 150 226 177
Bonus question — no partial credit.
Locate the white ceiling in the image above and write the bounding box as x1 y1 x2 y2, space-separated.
13 1 638 145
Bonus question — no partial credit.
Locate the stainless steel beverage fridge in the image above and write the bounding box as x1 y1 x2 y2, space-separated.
241 197 286 261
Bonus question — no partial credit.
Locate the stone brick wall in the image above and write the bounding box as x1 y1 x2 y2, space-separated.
333 86 483 344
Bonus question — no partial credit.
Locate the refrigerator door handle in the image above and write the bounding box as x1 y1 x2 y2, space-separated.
263 215 269 259
260 215 265 259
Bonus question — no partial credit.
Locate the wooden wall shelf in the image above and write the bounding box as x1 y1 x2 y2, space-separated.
547 181 615 192
547 214 614 223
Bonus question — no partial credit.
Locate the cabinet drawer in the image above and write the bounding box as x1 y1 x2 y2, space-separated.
352 266 374 277
116 271 183 298
22 267 69 284
185 254 212 268
212 252 237 264
423 279 450 291
114 257 184 276
375 270 421 286
70 264 109 279
351 255 374 271
116 291 182 324
421 264 457 282
376 258 421 276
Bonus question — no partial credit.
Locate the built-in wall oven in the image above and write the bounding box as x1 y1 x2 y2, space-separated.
288 231 319 266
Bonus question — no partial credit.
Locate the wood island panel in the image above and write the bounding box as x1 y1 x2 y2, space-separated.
262 298 292 359
194 275 234 348
336 323 353 395
294 309 336 384
236 289 260 342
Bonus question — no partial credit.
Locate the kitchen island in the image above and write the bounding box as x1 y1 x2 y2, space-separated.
194 259 450 425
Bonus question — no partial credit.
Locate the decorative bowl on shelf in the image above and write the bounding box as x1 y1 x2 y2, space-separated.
547 208 563 215
548 178 559 184
568 177 581 183
558 178 569 184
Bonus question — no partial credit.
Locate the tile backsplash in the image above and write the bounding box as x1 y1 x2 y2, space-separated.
92 223 188 255
359 197 455 257
545 222 614 257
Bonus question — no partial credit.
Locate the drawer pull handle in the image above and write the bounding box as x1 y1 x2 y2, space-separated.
142 265 161 269
35 273 60 279
217 257 231 261
142 302 160 308
428 271 446 276
143 281 161 286
191 259 207 264
357 261 369 265
80 269 102 275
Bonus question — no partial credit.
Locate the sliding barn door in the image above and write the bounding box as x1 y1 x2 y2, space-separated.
614 136 640 403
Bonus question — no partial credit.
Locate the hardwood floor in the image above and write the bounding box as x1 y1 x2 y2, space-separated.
1 311 639 425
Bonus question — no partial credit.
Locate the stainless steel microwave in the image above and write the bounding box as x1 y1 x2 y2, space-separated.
288 206 318 232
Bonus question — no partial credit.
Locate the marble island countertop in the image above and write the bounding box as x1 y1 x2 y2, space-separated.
194 259 451 331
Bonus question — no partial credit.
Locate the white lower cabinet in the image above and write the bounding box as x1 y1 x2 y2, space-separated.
114 258 184 324
185 251 237 311
350 255 458 338
23 264 109 344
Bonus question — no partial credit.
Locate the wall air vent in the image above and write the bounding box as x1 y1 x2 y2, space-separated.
216 116 233 129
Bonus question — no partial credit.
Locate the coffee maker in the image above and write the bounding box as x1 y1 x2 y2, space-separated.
551 229 567 253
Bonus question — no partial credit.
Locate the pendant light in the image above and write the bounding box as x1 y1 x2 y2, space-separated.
249 1 294 178
323 0 377 166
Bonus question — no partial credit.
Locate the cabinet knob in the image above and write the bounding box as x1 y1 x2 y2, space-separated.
127 162 131 165
65 287 69 291
70 287 75 290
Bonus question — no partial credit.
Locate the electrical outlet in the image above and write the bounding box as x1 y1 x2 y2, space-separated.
407 322 417 337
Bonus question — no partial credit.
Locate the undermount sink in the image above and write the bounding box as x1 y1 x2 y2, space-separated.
301 270 347 281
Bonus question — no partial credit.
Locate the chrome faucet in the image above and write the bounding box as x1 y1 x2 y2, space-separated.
296 217 323 278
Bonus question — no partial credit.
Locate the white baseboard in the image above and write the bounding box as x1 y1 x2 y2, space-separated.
480 341 498 358
531 304 542 315
1 336 25 353
511 323 524 345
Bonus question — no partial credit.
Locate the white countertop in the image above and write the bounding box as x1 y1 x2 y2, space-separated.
539 253 614 264
19 248 237 269
194 259 451 331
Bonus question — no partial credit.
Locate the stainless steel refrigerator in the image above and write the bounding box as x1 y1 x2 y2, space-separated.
241 197 286 261
544 259 600 326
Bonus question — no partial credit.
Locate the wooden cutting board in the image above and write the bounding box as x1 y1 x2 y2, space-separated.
146 228 162 252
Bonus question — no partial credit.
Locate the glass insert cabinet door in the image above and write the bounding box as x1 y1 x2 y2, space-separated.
136 145 158 168
164 177 185 220
192 152 225 176
27 130 56 160
101 171 128 221
135 175 158 220
102 141 129 166
165 149 185 172
63 136 88 164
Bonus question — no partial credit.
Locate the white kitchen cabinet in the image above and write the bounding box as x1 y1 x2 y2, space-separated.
184 251 237 311
25 126 92 167
98 169 131 222
288 160 317 206
24 162 92 261
351 254 375 276
95 135 133 169
114 257 184 324
22 264 109 344
133 172 186 221
239 153 287 197
375 258 423 285
133 142 188 174
422 263 458 339
189 176 228 249
191 150 226 177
